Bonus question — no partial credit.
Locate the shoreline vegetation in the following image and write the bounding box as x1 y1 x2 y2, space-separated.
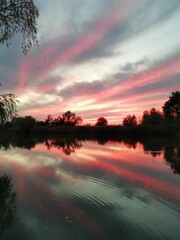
20 123 180 138
0 127 179 175
1 121 180 141
0 91 179 138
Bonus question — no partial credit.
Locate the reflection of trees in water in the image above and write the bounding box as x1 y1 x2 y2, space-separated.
11 136 36 150
97 139 108 145
108 138 137 149
0 142 10 151
0 174 17 235
142 139 163 158
164 145 180 174
45 139 82 155
80 137 180 175
0 135 82 154
0 136 11 151
149 151 161 158
141 138 180 174
0 135 36 150
1 134 180 174
121 139 137 149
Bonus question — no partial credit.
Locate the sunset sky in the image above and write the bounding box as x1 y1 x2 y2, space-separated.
0 0 180 124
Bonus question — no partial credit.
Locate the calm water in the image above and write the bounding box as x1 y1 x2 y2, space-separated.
0 138 180 240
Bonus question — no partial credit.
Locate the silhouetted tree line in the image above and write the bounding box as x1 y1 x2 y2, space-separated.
142 137 180 175
122 91 180 127
0 92 179 137
0 133 179 174
93 91 180 127
36 111 83 127
0 132 82 155
1 3 178 138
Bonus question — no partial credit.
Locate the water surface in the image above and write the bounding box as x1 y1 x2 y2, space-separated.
0 138 180 239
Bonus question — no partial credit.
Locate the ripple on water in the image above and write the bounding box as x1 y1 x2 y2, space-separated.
51 171 121 208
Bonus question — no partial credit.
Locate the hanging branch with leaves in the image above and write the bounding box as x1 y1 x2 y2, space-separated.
0 0 39 53
0 93 17 125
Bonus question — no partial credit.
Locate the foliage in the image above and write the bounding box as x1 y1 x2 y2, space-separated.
0 93 17 125
141 108 164 126
38 111 83 127
62 111 82 126
123 114 137 127
12 115 36 133
0 0 39 53
95 117 108 126
45 114 53 126
162 91 180 121
1 91 180 137
51 116 65 126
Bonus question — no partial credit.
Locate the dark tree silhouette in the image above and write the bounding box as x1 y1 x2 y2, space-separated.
0 93 17 125
95 117 108 126
162 91 180 121
141 108 164 126
122 138 137 149
61 140 82 155
51 116 65 126
62 111 82 126
123 114 137 127
11 135 36 149
44 138 82 155
164 145 180 174
45 114 53 126
0 174 17 236
0 134 10 150
12 115 36 134
0 0 39 53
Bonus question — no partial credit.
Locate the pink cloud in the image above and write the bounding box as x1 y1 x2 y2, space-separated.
16 0 136 93
15 0 180 124
91 56 180 100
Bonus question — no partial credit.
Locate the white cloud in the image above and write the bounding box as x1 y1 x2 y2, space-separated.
18 91 61 111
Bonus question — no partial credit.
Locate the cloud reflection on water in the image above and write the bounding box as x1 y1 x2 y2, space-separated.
0 138 180 239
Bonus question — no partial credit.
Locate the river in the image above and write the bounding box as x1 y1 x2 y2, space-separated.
0 137 180 239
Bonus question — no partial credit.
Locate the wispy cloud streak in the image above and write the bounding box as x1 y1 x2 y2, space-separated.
17 0 136 92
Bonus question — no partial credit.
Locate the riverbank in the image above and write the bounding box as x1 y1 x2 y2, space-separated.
1 121 180 140
30 123 180 138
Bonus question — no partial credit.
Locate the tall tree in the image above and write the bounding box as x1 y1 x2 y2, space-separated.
123 114 137 127
45 114 53 126
162 91 180 121
95 117 108 126
0 0 39 53
12 115 36 133
0 93 17 125
62 111 82 126
141 108 164 126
